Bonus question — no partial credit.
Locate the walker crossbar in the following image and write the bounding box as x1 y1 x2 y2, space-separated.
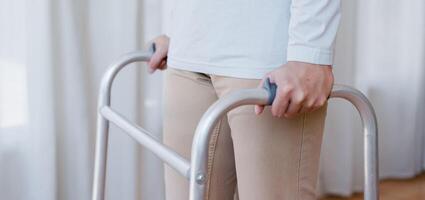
92 50 379 200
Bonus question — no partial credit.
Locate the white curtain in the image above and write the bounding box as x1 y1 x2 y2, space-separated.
0 0 424 200
319 0 425 196
1 0 165 199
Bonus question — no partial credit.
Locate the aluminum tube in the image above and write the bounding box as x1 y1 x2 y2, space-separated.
330 85 379 200
189 89 269 200
101 106 191 178
189 84 379 200
92 51 152 200
93 49 378 200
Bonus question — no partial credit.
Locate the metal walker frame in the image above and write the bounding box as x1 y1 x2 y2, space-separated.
91 50 379 200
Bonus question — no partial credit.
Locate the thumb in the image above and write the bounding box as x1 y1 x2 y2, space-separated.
148 47 167 73
254 77 268 115
148 53 161 73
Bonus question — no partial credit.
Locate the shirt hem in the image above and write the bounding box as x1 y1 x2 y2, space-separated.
167 57 279 79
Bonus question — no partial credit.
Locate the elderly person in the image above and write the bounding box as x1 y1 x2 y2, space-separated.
148 0 340 199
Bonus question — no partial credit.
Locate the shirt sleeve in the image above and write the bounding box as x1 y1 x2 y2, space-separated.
286 0 341 65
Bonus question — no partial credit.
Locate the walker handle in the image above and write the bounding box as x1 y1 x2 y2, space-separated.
262 78 277 105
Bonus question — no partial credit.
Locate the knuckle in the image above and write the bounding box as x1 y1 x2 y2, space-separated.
293 92 306 104
297 91 306 101
281 85 293 93
316 97 327 107
313 103 321 109
304 101 314 110
308 100 315 107
293 98 303 104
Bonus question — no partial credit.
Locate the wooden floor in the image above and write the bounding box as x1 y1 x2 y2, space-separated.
320 173 425 200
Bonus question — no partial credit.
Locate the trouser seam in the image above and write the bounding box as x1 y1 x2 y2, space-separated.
204 119 222 200
297 114 307 200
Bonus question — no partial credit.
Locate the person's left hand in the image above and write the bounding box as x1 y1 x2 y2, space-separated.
255 61 334 118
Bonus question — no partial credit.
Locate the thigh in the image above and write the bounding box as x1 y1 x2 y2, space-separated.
163 68 236 200
211 76 327 200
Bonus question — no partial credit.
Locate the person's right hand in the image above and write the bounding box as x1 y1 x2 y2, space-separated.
147 35 169 73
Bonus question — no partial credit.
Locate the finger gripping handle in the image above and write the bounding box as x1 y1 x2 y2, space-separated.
262 78 277 105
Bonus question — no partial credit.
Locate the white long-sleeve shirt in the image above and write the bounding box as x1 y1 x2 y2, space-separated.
167 0 341 79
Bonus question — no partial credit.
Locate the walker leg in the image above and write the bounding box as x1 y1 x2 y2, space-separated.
91 50 153 200
92 115 109 200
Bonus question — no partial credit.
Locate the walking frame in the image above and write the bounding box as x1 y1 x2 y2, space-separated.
91 49 379 200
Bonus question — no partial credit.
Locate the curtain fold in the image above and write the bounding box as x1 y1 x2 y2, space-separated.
16 0 164 199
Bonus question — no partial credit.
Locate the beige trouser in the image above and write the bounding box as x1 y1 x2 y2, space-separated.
163 68 327 200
